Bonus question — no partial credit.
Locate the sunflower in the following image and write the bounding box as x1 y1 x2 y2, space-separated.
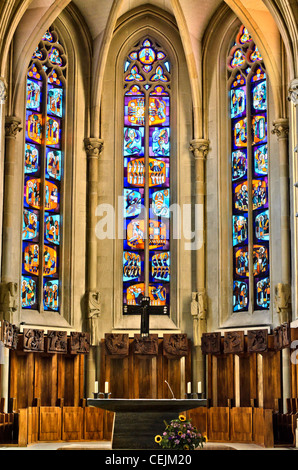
179 414 186 422
203 434 208 442
155 435 162 443
183 444 190 450
178 431 182 436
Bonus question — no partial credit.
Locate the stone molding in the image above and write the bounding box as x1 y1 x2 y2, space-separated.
271 118 289 140
4 116 22 138
189 138 210 160
288 78 298 106
84 137 104 157
0 77 7 104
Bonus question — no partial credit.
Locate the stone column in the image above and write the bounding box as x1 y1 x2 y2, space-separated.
189 139 210 396
272 119 291 413
83 137 103 398
0 79 7 273
272 119 290 291
0 116 22 324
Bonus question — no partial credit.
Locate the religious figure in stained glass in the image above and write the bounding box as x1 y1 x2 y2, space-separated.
228 25 270 312
123 38 171 315
22 26 66 312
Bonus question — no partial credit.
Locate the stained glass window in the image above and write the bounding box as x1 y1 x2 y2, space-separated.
228 25 270 312
22 27 66 312
123 39 170 315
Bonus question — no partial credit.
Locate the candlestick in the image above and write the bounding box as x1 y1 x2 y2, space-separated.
94 381 98 394
187 382 191 394
105 382 109 394
197 381 202 394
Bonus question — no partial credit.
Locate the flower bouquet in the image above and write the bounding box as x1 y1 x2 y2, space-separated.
155 414 206 450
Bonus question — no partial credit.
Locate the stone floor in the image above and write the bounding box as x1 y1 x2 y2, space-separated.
0 441 296 450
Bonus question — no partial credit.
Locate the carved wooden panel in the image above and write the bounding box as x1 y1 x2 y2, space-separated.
282 322 291 348
23 329 44 352
247 329 268 353
201 332 221 355
223 331 244 354
133 334 158 355
1 321 19 349
46 330 67 354
105 334 129 356
230 407 252 442
273 326 283 350
69 332 90 354
163 334 188 359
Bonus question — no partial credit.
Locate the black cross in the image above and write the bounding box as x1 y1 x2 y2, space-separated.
140 296 150 337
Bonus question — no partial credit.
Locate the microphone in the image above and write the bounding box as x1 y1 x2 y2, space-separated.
165 380 176 399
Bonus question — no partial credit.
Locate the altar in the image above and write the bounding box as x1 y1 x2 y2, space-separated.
87 398 207 449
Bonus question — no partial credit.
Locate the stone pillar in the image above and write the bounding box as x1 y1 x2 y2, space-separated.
83 137 103 398
0 116 22 324
272 119 291 290
0 79 7 274
272 119 291 413
189 139 210 396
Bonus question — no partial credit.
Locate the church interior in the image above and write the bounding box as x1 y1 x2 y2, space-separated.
0 0 297 451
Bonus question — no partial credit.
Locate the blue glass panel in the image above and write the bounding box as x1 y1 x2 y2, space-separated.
47 86 63 118
24 143 40 175
234 246 249 277
124 127 144 156
255 277 270 309
23 209 39 241
124 188 143 218
150 189 170 218
252 80 267 111
21 276 37 309
27 79 42 111
123 251 143 282
233 280 249 312
233 215 248 246
150 251 170 282
149 97 170 126
252 178 268 210
45 213 60 245
255 210 269 241
46 148 62 181
230 87 246 119
252 115 267 145
43 279 59 311
149 127 170 157
232 150 247 181
254 144 268 176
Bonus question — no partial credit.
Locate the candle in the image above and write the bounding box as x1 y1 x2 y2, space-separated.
198 382 202 394
94 381 98 393
187 382 191 394
105 381 109 394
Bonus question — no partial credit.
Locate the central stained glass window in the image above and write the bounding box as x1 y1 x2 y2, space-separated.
123 39 171 315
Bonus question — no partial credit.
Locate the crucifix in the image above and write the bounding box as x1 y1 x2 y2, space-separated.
140 296 150 337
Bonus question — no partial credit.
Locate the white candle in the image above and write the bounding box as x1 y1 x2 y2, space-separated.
198 382 202 394
105 381 109 394
187 382 191 394
94 381 98 393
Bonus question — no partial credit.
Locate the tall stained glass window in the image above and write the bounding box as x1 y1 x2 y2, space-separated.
22 27 66 312
228 25 270 313
123 38 171 315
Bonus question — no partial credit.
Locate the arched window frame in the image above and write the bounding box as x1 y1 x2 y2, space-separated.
122 37 171 317
227 25 271 316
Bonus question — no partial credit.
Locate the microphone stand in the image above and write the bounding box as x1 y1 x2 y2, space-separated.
165 380 176 399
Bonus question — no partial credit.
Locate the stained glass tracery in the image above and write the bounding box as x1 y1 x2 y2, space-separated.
229 25 270 313
123 38 171 315
22 27 66 312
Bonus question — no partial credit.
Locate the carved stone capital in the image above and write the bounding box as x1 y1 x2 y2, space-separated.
189 139 210 160
84 137 104 158
0 282 18 323
274 283 291 324
271 119 289 140
5 116 22 138
86 290 101 346
288 78 298 106
191 291 207 346
0 77 7 103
